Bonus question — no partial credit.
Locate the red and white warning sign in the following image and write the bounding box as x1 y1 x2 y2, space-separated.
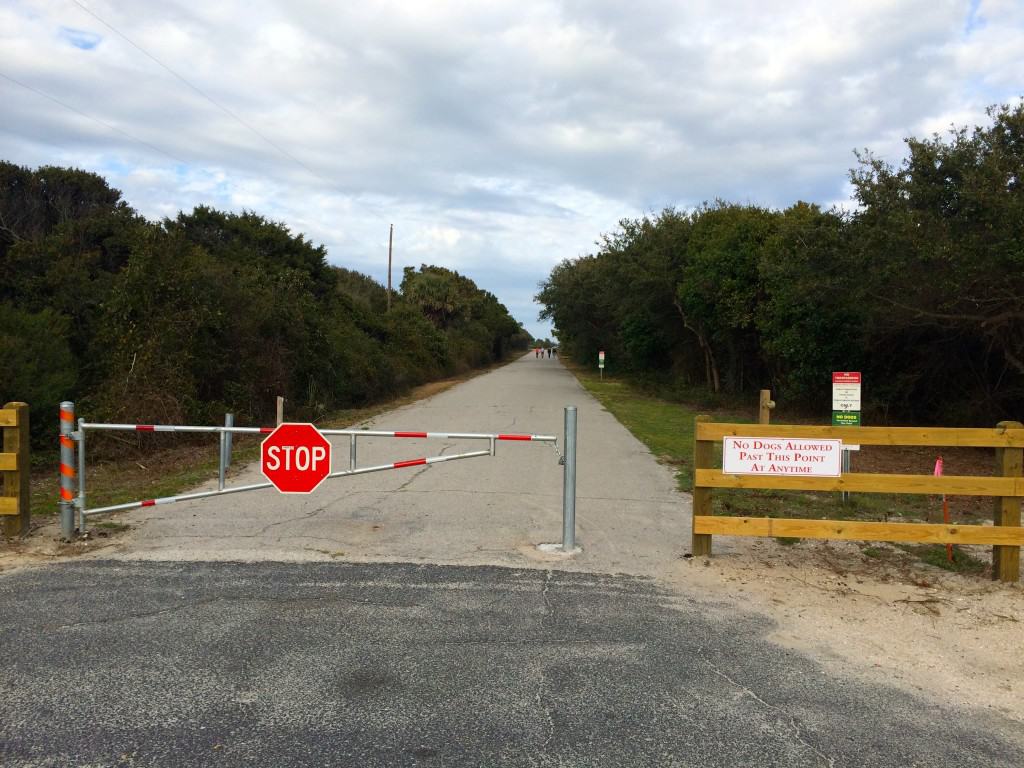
832 371 862 411
261 423 332 493
722 436 842 477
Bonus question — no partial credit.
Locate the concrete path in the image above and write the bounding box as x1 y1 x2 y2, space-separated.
109 353 700 574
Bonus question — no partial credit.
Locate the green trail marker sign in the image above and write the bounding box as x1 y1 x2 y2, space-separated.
832 411 861 426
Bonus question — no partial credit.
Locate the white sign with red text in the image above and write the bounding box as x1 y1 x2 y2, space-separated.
832 371 862 411
722 436 843 477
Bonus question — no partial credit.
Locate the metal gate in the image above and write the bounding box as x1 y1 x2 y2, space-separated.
57 402 579 551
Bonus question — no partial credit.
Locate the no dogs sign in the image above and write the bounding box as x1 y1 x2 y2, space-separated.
722 436 842 477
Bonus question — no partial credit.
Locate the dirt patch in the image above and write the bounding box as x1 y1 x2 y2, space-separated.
0 517 127 575
671 536 1024 723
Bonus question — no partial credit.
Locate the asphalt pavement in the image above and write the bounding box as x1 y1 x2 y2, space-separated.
2 560 1021 767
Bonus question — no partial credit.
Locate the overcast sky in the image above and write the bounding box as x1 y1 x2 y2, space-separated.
3 1 1022 338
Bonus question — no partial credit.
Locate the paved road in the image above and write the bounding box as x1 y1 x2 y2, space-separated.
107 353 709 573
3 560 1021 768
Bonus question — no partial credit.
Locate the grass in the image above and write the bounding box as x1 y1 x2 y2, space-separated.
896 544 988 575
566 362 749 492
568 361 971 523
565 361 998 574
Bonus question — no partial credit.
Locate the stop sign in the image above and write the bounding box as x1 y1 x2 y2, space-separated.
261 423 332 493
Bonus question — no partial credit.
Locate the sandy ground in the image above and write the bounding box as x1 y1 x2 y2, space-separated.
3 352 1022 729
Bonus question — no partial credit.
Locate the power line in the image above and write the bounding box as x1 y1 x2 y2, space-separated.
3 68 398 270
69 0 391 228
0 70 189 166
71 0 321 178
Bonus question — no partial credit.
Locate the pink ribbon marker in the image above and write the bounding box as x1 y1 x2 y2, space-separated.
934 456 953 562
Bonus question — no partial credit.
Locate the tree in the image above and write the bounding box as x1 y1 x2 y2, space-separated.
850 101 1024 419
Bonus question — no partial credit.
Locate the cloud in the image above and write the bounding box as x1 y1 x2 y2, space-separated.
58 26 101 50
2 0 1022 338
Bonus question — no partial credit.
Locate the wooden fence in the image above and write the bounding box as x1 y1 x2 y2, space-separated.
1 402 30 537
690 418 1024 582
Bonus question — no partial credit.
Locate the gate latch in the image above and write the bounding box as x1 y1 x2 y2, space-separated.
552 440 565 466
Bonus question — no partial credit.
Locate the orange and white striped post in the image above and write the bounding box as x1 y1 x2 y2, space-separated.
59 401 77 539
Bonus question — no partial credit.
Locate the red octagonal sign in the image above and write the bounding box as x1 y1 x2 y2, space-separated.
261 423 332 494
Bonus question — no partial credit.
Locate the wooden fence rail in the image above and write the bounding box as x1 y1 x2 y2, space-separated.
691 417 1024 582
1 402 30 537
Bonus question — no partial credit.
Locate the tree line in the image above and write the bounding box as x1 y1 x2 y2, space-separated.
0 163 530 445
537 103 1024 425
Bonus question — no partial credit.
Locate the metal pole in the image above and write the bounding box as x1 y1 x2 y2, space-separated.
218 425 227 491
562 405 577 551
841 449 851 503
224 413 234 467
58 402 76 540
387 223 394 312
77 417 86 534
349 434 357 471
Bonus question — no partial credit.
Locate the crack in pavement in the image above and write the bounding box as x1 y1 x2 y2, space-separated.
696 646 836 768
136 501 336 541
535 570 557 754
395 443 453 492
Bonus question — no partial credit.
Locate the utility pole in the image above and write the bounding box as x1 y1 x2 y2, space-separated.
387 223 393 312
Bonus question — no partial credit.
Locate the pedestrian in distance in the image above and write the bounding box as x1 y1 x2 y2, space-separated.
547 348 552 358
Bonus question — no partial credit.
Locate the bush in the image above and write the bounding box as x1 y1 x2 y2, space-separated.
0 303 77 444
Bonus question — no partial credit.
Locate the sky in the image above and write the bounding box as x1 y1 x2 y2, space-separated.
2 1 1023 339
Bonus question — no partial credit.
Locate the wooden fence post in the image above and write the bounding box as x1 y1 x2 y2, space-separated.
993 420 1023 583
1 402 30 538
692 414 713 557
758 389 775 425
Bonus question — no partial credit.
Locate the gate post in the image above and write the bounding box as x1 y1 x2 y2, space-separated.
2 402 30 537
691 415 713 557
225 412 234 468
218 424 226 491
562 405 578 551
58 401 76 540
218 412 234 491
758 389 774 425
993 420 1023 583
